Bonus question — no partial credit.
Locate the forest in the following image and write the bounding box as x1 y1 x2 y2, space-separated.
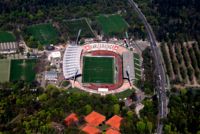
0 0 199 41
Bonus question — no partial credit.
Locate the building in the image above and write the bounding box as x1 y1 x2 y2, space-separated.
48 51 61 61
84 111 106 126
81 125 101 134
106 115 123 130
45 71 58 81
106 128 121 134
64 113 79 126
0 42 18 54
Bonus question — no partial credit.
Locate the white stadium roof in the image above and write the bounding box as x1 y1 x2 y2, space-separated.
63 45 82 79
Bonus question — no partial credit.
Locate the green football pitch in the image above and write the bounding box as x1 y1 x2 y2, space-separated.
96 14 129 35
62 18 95 39
0 31 16 43
0 59 11 82
82 56 114 84
10 59 37 82
25 23 59 45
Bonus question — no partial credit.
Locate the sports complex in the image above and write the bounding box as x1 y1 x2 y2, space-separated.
63 42 141 95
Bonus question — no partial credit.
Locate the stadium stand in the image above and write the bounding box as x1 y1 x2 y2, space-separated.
123 52 135 83
0 42 18 54
63 45 82 79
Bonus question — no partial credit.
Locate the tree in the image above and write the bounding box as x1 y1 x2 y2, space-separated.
113 104 120 115
146 121 153 134
136 120 146 134
164 124 171 134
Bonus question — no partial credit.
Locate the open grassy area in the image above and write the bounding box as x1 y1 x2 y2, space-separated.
115 89 134 99
62 18 95 39
96 14 129 35
82 56 114 84
0 31 16 43
10 59 37 82
0 59 11 82
25 23 59 45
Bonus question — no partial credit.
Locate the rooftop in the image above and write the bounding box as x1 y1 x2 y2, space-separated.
85 111 106 126
64 113 78 126
106 128 121 134
106 115 123 130
81 124 101 134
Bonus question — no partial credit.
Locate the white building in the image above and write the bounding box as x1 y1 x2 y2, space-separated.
48 51 61 61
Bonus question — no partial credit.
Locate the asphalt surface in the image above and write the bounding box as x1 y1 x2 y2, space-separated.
128 0 168 133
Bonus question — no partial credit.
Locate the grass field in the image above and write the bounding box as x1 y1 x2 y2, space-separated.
25 23 59 45
62 18 95 39
0 59 11 82
10 59 37 82
96 14 129 35
82 56 114 84
0 31 16 43
115 89 134 99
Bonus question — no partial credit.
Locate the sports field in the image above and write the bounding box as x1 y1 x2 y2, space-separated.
0 59 11 82
96 14 129 35
25 23 59 45
10 59 37 82
0 31 16 43
62 18 95 39
82 56 114 84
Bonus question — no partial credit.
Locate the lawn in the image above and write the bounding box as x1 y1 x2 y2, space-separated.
62 18 95 39
25 23 59 45
0 59 11 82
0 31 16 43
115 89 134 99
96 14 129 35
82 56 114 84
10 59 37 82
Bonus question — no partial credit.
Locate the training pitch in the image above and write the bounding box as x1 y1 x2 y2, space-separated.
82 56 114 84
0 59 11 82
25 23 59 45
0 31 16 43
62 18 95 39
10 59 37 82
96 14 129 35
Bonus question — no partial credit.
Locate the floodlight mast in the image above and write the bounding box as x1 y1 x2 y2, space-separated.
76 29 82 45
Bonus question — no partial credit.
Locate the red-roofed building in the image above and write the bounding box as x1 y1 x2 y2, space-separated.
106 115 123 130
85 111 106 126
106 128 121 134
64 113 78 126
82 124 101 134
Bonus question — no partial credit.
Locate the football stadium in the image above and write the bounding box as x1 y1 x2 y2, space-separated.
63 42 139 95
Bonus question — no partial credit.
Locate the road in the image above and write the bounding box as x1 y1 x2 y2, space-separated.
128 0 168 133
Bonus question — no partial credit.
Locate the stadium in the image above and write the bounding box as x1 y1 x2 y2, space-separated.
63 42 138 95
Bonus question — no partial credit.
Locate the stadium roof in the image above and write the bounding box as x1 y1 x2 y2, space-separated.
64 113 78 126
81 124 101 134
63 45 82 79
85 111 106 126
106 128 120 134
106 115 123 130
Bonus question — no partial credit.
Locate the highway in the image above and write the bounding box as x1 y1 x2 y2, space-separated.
128 0 168 133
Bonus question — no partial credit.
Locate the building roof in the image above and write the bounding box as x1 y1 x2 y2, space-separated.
48 51 61 60
106 115 123 130
106 128 121 134
81 124 101 134
63 45 82 79
45 71 58 81
85 111 106 126
64 113 78 126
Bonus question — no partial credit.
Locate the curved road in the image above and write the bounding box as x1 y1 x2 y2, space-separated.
128 0 168 133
